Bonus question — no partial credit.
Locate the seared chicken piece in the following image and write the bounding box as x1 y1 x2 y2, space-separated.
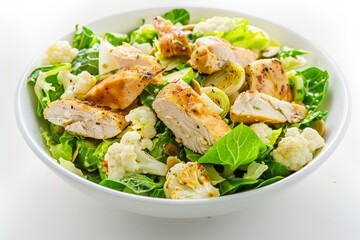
189 36 258 74
246 58 293 102
152 16 192 58
85 65 163 110
44 99 128 139
230 90 306 124
111 42 158 68
152 80 231 154
111 43 163 84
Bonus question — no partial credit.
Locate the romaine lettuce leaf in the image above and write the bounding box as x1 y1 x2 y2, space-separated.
40 127 76 161
223 18 269 50
128 22 157 45
30 63 71 116
74 139 100 172
72 25 99 50
71 43 99 75
104 32 128 46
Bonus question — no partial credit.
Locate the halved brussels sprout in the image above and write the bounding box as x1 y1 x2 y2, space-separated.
203 61 245 96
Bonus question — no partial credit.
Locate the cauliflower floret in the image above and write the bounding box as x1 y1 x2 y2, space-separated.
271 127 325 171
164 162 220 199
105 131 166 180
250 123 273 145
193 16 236 34
125 106 157 138
41 40 78 65
301 128 325 152
57 70 96 100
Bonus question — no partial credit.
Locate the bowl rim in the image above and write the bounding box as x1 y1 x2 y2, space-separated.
15 5 352 206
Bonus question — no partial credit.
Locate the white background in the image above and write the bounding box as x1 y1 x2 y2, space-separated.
1 0 359 239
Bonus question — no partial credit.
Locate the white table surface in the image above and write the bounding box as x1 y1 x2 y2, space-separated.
1 0 359 239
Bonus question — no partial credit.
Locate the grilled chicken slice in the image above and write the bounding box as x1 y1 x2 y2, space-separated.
246 58 293 102
44 99 128 139
152 80 231 154
85 65 163 110
111 42 158 68
230 90 306 124
189 36 258 74
110 43 163 84
152 16 192 58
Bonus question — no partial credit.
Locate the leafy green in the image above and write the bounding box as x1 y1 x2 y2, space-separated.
100 175 165 195
72 25 99 50
99 179 126 191
59 158 84 177
94 139 118 180
30 63 71 116
184 147 201 162
163 8 190 25
261 160 291 180
104 32 128 46
148 188 166 198
74 139 100 172
149 127 178 163
243 161 268 180
71 43 99 75
255 176 284 189
203 164 225 185
140 82 168 108
219 178 258 195
198 124 267 178
120 175 165 194
301 67 329 113
40 128 76 161
83 170 103 184
276 46 310 59
223 18 269 50
128 22 158 45
219 175 284 195
292 110 328 129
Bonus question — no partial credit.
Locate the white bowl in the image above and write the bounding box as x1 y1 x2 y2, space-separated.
15 6 351 218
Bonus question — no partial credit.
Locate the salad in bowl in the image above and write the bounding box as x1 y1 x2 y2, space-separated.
26 8 330 200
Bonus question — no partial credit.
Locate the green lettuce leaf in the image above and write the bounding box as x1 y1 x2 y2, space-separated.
140 82 168 108
243 161 268 180
301 67 329 113
59 158 84 177
163 8 190 25
71 43 99 75
292 110 328 129
223 18 269 50
261 160 291 180
128 22 157 45
198 124 267 178
184 147 202 162
72 25 99 50
100 175 165 195
276 46 310 59
104 32 128 46
30 63 71 116
40 127 77 161
74 139 100 172
149 127 178 163
219 178 258 195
